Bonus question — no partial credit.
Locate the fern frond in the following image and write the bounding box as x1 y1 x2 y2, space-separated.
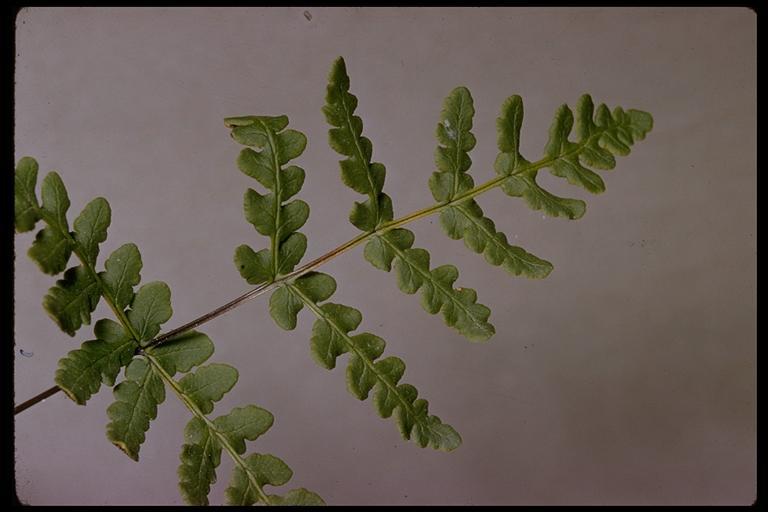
363 229 495 341
99 243 143 311
105 357 166 461
17 158 317 505
54 319 135 404
324 57 495 341
288 278 462 451
225 115 309 286
179 405 274 505
173 374 323 506
227 111 461 450
431 88 553 279
494 94 653 219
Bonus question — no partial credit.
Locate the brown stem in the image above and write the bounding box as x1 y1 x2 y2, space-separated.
14 151 569 416
14 385 61 415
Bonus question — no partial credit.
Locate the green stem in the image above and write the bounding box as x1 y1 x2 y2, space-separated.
16 139 590 412
138 153 558 351
264 122 283 279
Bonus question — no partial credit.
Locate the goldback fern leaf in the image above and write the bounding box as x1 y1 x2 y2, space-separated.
227 114 462 451
99 243 142 311
28 172 73 275
225 115 309 286
225 453 325 506
494 94 653 219
105 357 166 460
431 88 553 279
16 158 320 505
15 54 653 506
14 156 42 233
324 57 495 342
54 319 135 404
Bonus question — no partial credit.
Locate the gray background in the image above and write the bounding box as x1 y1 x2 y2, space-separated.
14 7 755 506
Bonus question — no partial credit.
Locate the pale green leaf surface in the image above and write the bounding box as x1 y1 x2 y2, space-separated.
229 115 310 282
73 197 111 266
325 63 493 341
40 171 70 231
212 405 275 454
99 243 143 310
375 231 494 341
276 233 307 276
146 331 214 375
289 281 461 451
269 488 326 506
269 272 337 330
28 171 74 274
43 265 101 336
323 57 391 230
14 156 41 233
440 203 553 278
234 244 273 285
431 88 552 279
106 357 165 461
55 319 136 404
178 405 275 505
224 454 293 506
127 281 173 343
28 226 73 276
495 94 653 219
178 419 220 506
178 363 239 414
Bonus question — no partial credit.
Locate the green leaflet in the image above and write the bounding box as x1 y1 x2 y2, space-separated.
42 265 101 336
324 59 494 341
178 400 319 506
269 488 326 506
73 197 111 266
105 357 166 461
99 243 142 310
226 115 309 286
234 244 272 285
147 331 214 375
364 229 495 341
269 272 336 331
225 106 461 450
323 56 392 231
27 172 73 275
16 159 320 506
494 94 653 219
431 88 553 280
54 319 136 404
178 363 238 414
14 156 42 233
127 281 173 344
439 204 553 278
106 331 213 461
41 197 115 336
14 163 127 337
225 454 325 506
288 281 462 452
178 419 221 506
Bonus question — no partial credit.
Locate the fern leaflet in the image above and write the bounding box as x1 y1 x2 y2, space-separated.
227 114 461 451
324 57 495 341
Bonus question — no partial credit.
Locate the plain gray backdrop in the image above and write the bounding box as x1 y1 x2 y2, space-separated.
14 7 756 505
